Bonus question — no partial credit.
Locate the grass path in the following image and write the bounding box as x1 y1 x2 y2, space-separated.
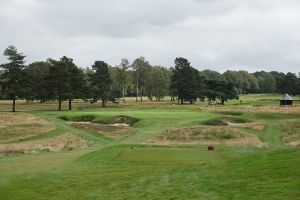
244 122 285 149
29 111 114 146
261 122 285 148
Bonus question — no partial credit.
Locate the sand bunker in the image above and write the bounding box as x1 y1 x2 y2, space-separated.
60 115 138 126
65 115 138 138
102 116 138 126
202 117 265 131
71 122 135 138
203 117 250 126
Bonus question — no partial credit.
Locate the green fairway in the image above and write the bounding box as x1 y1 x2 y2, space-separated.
1 145 299 200
0 98 300 199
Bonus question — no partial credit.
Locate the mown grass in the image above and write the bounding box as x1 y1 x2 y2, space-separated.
0 145 299 199
0 96 300 199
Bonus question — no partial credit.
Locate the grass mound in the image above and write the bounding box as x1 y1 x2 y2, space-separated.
0 112 56 143
61 115 138 139
0 133 87 156
280 120 300 147
59 114 97 122
148 126 264 147
203 117 250 126
253 112 300 120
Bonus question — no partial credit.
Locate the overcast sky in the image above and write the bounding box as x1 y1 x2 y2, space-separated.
1 0 300 73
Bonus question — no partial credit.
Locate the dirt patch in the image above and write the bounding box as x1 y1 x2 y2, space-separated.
280 120 300 147
71 122 135 138
0 133 87 156
203 117 250 126
147 126 265 147
0 112 56 143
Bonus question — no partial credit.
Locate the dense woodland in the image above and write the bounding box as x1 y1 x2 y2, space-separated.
1 46 300 111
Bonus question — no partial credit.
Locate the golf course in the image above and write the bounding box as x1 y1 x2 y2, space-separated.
0 94 299 200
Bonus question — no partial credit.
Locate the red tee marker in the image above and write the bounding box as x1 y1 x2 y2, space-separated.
208 146 214 151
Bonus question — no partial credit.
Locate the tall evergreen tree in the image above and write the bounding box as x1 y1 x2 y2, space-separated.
204 80 239 105
47 58 71 111
0 46 27 112
60 56 87 110
171 57 199 104
90 61 112 107
25 61 52 102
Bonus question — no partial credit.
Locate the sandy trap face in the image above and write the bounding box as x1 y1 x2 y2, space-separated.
0 112 56 143
203 117 266 131
67 115 138 139
0 133 87 156
148 126 265 148
71 122 134 138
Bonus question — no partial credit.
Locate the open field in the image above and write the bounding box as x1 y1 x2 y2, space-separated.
0 94 300 199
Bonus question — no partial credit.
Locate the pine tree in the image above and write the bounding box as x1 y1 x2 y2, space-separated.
60 56 87 110
90 61 112 107
0 46 27 112
47 58 70 111
171 57 199 104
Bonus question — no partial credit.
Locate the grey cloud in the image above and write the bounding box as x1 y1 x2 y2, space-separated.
0 0 300 73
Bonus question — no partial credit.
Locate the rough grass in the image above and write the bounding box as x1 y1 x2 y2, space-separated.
205 105 300 114
280 120 300 146
148 126 265 147
0 133 87 156
241 122 266 131
0 112 56 143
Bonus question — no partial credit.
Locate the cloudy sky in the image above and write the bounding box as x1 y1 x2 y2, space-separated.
1 0 300 72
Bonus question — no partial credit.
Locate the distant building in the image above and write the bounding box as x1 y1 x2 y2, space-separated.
280 94 293 105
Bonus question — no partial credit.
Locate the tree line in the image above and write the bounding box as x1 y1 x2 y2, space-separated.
1 46 300 111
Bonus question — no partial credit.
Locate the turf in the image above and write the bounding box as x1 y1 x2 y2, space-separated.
1 145 299 199
0 96 300 199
